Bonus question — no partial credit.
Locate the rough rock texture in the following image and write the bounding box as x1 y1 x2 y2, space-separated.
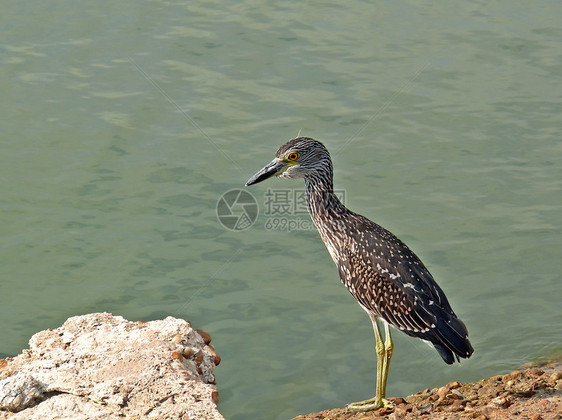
0 313 223 419
293 358 562 420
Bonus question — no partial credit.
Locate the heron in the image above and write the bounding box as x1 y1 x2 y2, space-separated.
245 137 473 411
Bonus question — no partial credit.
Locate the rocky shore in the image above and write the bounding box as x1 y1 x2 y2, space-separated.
0 313 222 419
2 313 560 419
293 358 561 420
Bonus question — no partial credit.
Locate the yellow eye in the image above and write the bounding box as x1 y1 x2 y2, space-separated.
287 152 299 161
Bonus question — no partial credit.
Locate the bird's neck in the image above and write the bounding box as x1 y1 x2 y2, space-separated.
304 168 348 264
304 168 346 227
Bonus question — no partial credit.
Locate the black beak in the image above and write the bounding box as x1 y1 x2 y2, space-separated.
245 159 286 186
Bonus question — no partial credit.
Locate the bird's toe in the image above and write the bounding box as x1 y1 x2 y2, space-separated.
346 397 394 412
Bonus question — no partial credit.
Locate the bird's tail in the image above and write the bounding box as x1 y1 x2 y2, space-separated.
432 316 474 364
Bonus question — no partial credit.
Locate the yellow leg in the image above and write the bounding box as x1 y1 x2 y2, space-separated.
347 317 394 412
381 321 393 399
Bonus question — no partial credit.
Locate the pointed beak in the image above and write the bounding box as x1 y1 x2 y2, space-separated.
245 159 287 186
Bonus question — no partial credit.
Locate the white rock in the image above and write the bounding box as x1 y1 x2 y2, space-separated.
0 313 223 419
0 372 44 412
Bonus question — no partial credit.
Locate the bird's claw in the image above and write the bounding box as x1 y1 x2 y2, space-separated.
346 397 394 412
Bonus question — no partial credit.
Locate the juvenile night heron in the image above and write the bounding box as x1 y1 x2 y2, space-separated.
246 137 474 411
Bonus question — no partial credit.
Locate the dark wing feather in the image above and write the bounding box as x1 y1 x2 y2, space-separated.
338 214 474 363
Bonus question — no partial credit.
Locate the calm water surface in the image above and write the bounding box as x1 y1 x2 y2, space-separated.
1 2 561 419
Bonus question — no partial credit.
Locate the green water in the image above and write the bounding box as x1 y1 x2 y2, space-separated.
1 2 561 419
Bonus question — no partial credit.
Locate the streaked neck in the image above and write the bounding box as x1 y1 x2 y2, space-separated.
304 169 346 226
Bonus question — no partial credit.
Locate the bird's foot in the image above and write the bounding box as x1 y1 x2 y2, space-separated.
346 397 394 412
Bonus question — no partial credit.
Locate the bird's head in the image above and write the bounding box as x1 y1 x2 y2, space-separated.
245 137 332 186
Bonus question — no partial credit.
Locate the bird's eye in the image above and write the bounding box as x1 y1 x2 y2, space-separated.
287 152 299 161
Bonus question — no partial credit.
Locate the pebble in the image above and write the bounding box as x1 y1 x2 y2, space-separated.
171 335 182 344
389 397 407 405
183 348 195 359
451 389 464 399
204 345 221 366
515 389 535 398
448 381 461 389
0 359 7 369
437 386 449 399
449 399 464 412
196 329 212 345
490 396 511 408
376 406 393 416
502 372 517 382
447 391 461 400
171 351 183 361
194 351 205 366
212 353 221 366
211 391 219 404
489 409 510 418
527 368 544 377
